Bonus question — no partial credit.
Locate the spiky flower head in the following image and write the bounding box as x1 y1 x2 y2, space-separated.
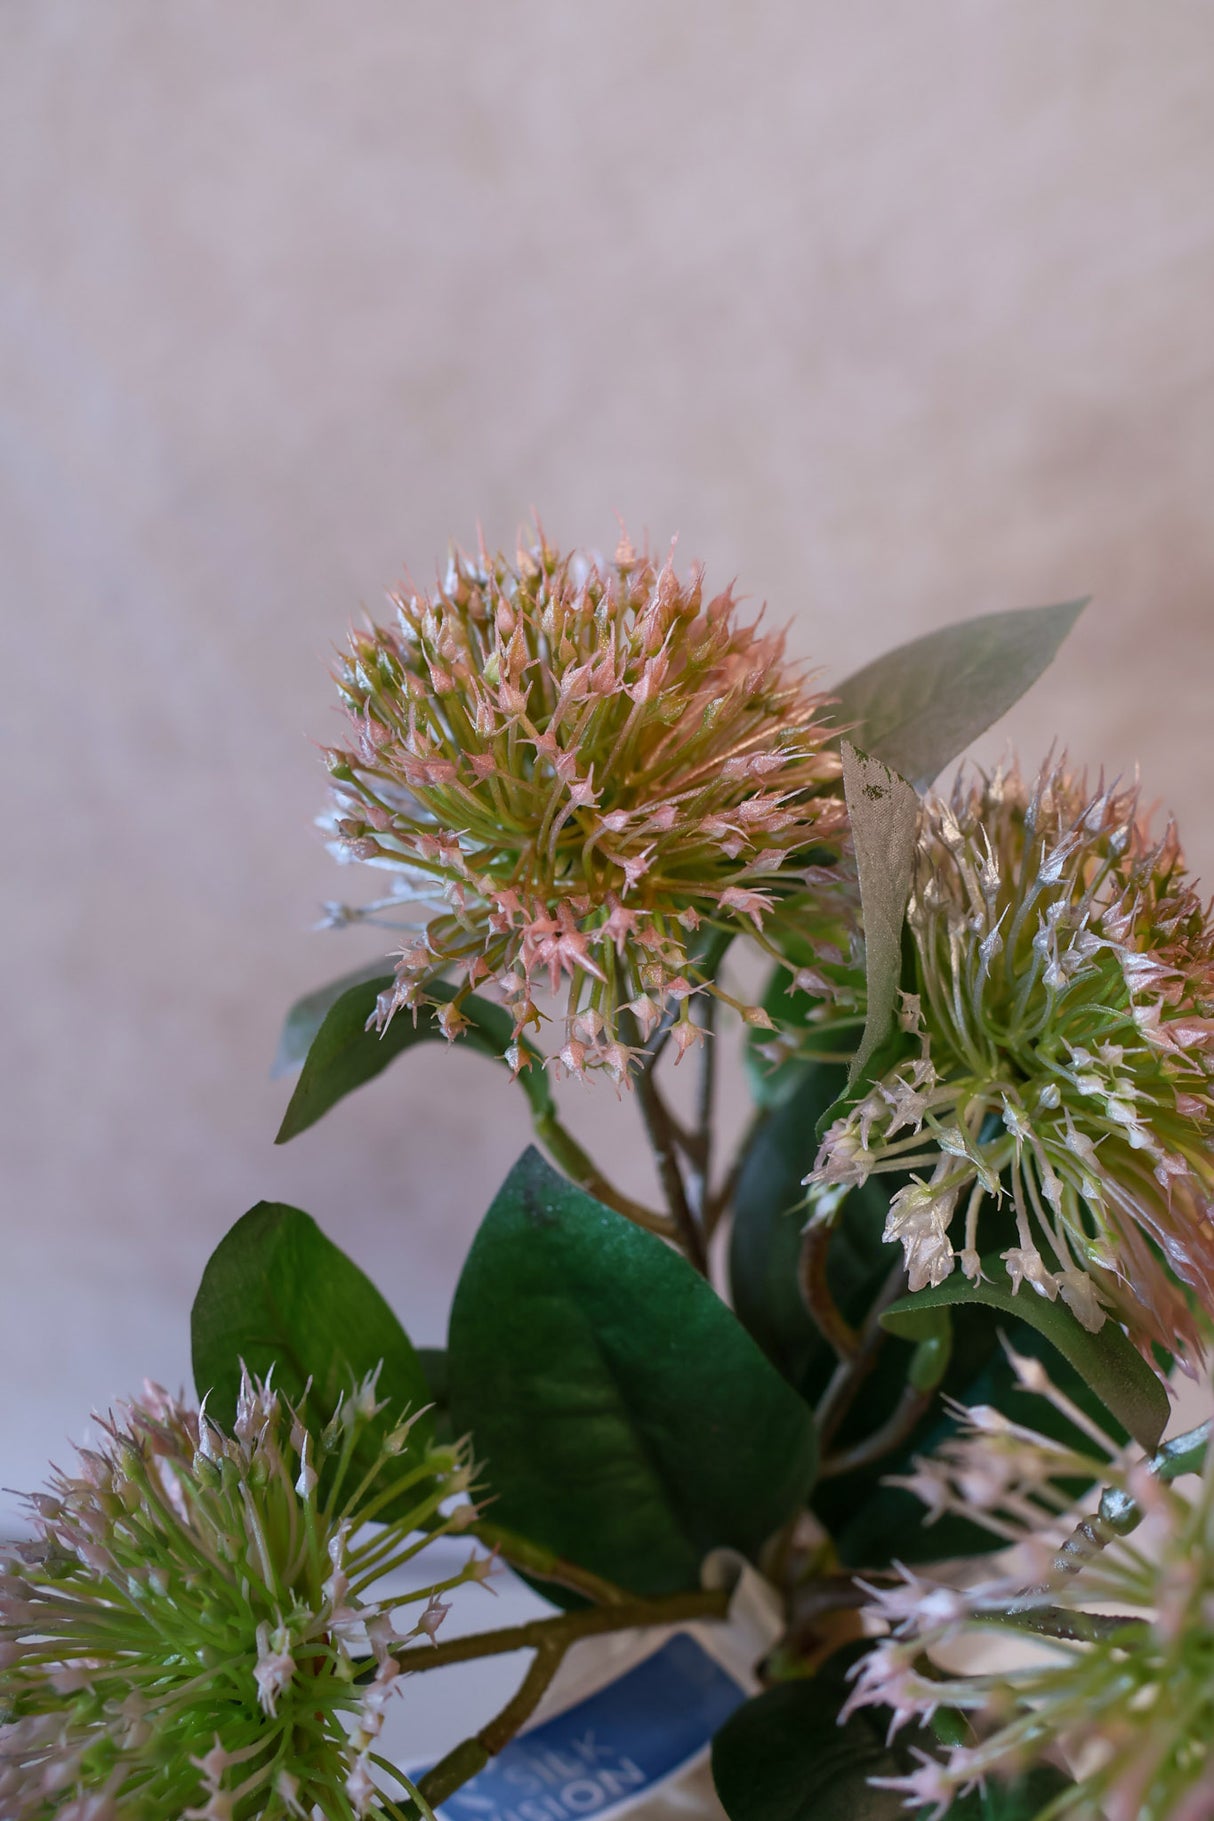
0 1370 483 1820
810 760 1214 1363
322 528 846 1078
846 1359 1214 1821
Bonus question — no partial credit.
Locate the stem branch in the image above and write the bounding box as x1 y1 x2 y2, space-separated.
393 1587 729 1676
680 996 716 1223
418 1640 564 1809
818 1385 930 1479
814 1257 907 1450
797 1222 859 1362
634 1057 708 1273
469 1521 630 1605
408 1587 730 1811
533 1111 677 1239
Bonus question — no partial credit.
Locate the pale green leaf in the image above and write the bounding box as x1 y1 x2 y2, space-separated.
833 601 1087 790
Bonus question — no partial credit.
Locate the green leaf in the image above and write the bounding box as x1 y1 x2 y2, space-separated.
712 1657 1072 1821
882 1256 1169 1453
275 975 553 1142
840 742 920 1092
447 1148 818 1597
416 1346 454 1447
712 1677 911 1821
832 600 1087 791
191 1201 433 1483
272 959 403 1078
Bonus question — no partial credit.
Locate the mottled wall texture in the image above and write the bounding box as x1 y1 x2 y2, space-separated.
4 5 1214 1498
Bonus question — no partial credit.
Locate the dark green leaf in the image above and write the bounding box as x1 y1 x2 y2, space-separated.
832 601 1087 791
272 959 403 1078
191 1202 433 1486
881 1257 1169 1453
712 1654 1072 1821
840 743 919 1091
275 975 553 1142
416 1346 454 1447
447 1148 817 1597
712 1677 911 1821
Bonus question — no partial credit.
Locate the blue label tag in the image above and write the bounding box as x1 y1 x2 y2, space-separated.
435 1633 748 1820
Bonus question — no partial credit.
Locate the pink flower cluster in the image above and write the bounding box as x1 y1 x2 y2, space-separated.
323 529 847 1077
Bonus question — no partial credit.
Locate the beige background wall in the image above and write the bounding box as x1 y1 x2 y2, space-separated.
3 4 1214 1504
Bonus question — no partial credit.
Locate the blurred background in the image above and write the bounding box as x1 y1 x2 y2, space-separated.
4 5 1214 1515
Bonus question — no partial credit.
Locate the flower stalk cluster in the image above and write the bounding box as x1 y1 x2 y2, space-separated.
323 529 846 1078
811 761 1214 1362
845 1356 1214 1821
0 1372 484 1821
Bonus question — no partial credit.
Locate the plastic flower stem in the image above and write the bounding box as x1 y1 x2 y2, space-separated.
529 1107 678 1239
704 1105 765 1238
981 1605 1150 1646
467 1520 633 1605
416 1640 564 1811
382 1588 730 1679
634 1053 707 1272
817 1384 933 1480
1148 1419 1210 1484
783 1571 896 1659
1023 1417 1213 1595
797 1222 860 1361
405 1589 731 1812
681 995 717 1224
814 1256 909 1449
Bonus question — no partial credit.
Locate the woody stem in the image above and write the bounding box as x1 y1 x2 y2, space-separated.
409 1589 730 1811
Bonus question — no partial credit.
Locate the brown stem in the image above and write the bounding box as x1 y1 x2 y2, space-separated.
417 1639 564 1808
784 1571 891 1658
407 1587 730 1810
797 1222 859 1361
678 996 716 1223
704 1106 764 1239
818 1385 931 1479
391 1587 730 1676
814 1257 908 1450
634 1054 708 1273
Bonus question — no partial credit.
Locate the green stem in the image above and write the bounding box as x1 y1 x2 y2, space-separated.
469 1520 631 1605
1039 1419 1211 1587
392 1587 729 1676
680 995 716 1224
984 1604 1148 1646
418 1640 564 1809
532 1111 676 1238
408 1587 730 1812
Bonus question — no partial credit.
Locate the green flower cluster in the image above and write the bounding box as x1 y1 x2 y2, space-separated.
0 1371 481 1820
849 1357 1214 1821
811 762 1214 1363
